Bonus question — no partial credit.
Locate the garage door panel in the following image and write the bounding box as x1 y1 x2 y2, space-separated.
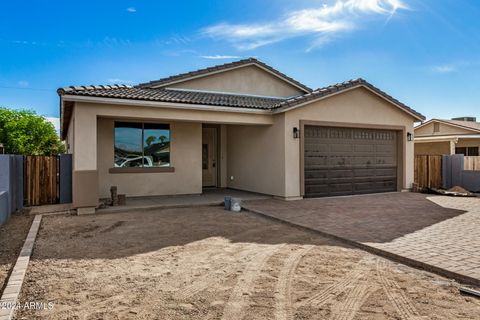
304 126 398 198
375 156 396 165
354 144 376 152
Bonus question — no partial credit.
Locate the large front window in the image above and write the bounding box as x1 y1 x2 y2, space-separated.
114 122 170 168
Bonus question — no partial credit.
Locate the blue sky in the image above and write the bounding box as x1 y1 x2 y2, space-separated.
1 0 480 130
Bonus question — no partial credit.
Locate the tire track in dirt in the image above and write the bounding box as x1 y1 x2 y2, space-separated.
176 245 259 300
376 259 422 320
274 245 314 320
329 279 376 320
221 244 285 320
298 256 374 308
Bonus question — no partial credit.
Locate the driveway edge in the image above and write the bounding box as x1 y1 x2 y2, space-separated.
0 214 42 320
242 206 480 288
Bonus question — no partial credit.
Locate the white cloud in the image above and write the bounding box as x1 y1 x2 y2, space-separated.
127 7 136 13
202 0 408 50
107 78 135 84
17 81 29 87
200 55 241 59
431 65 457 73
45 117 60 132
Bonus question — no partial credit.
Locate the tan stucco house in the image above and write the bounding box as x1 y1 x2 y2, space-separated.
58 58 424 213
415 117 480 156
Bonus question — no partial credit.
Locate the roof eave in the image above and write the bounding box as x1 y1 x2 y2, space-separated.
60 94 273 114
414 119 480 133
273 83 425 121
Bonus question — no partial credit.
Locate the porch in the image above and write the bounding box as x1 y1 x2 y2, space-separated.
97 188 271 214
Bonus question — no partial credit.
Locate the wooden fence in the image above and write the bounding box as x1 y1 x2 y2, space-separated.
24 156 59 206
414 155 443 189
464 156 480 171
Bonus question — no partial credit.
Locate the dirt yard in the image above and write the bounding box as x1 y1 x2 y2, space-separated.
16 207 480 319
0 212 33 293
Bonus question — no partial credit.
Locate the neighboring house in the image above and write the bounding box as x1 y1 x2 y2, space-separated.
58 58 424 213
414 117 480 156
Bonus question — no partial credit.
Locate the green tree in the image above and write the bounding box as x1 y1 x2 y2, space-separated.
145 135 156 146
0 107 64 155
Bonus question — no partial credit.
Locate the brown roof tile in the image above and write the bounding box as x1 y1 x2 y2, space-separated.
57 79 425 120
57 85 284 110
275 78 425 120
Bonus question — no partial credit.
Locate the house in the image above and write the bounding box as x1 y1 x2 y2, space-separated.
414 117 480 156
58 58 425 214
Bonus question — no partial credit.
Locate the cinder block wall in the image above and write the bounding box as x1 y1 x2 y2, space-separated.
0 155 23 225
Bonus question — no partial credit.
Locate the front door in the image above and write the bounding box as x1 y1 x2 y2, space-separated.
202 127 217 187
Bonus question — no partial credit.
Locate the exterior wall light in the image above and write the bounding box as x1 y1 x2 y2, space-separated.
407 132 413 141
293 127 300 139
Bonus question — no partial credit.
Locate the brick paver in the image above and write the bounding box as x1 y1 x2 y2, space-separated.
243 193 464 243
0 215 42 320
243 193 479 284
366 196 480 281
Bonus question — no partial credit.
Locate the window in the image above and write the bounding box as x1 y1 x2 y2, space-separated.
433 123 440 133
114 122 170 168
455 147 479 156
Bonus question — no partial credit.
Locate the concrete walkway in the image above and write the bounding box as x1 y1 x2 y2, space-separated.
98 188 271 214
243 192 480 286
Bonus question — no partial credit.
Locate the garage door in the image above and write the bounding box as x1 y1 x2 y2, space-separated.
304 126 398 198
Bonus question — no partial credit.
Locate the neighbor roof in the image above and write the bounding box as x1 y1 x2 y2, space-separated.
136 57 313 93
415 118 480 133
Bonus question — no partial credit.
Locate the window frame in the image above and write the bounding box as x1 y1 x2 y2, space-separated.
111 121 173 173
455 146 479 156
467 146 479 156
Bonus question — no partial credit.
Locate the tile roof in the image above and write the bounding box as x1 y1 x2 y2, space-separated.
276 78 425 120
432 119 480 132
443 119 480 130
57 79 425 120
57 85 284 110
136 57 313 93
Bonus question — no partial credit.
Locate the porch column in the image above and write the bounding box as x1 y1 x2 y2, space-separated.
220 124 228 188
449 140 456 155
72 104 98 214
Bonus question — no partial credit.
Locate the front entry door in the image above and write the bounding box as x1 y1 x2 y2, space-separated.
202 127 217 187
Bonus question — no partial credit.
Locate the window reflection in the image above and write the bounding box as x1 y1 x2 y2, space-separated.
144 123 170 167
114 122 170 168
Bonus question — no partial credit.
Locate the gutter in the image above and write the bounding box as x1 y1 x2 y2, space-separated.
415 135 480 142
61 95 272 115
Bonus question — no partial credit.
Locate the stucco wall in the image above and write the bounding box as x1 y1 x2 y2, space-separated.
69 87 418 202
283 87 416 197
69 101 273 207
66 112 74 155
168 65 304 97
415 122 474 136
226 114 286 197
97 118 202 198
414 141 451 155
456 138 480 149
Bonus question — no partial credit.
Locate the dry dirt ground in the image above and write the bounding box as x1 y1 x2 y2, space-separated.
16 207 480 320
0 213 33 294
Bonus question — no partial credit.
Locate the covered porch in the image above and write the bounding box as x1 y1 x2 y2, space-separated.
97 188 271 214
68 100 284 212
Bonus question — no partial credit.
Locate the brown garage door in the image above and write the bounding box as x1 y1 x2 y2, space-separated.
304 126 398 197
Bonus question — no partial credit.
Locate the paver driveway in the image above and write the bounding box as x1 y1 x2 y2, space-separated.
243 192 480 285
